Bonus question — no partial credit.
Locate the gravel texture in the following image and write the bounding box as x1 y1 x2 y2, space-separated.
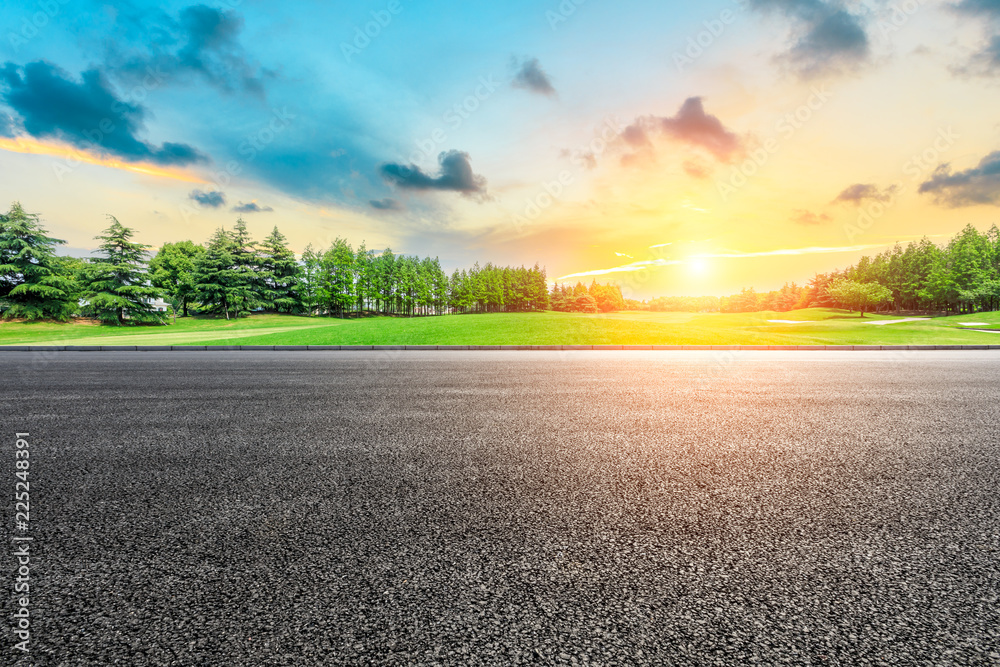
2 351 999 666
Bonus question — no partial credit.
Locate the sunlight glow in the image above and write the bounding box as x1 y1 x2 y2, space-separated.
0 137 206 184
687 258 709 275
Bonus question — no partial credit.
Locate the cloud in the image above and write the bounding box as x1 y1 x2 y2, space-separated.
511 57 556 96
621 124 652 148
749 0 870 77
0 61 207 166
918 150 1000 206
954 0 1000 17
832 183 898 205
555 244 890 280
369 198 403 211
683 160 711 179
558 258 683 280
622 97 743 163
380 150 489 200
189 189 226 207
695 244 889 259
0 110 14 137
232 201 273 213
110 4 272 97
791 209 832 225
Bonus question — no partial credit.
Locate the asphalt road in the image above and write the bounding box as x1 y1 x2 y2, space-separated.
2 351 999 666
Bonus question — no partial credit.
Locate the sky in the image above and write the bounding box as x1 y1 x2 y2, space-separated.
2 0 1000 298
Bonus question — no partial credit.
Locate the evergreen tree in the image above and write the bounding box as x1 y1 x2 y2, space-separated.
84 216 165 325
259 226 302 313
193 227 240 319
229 218 263 316
0 202 77 321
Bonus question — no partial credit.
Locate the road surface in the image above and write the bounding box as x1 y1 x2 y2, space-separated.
2 351 998 665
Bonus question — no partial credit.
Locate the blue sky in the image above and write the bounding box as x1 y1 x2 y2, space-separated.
3 0 1000 296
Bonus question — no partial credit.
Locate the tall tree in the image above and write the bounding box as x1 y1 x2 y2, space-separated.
828 279 892 317
149 240 204 317
297 243 321 315
259 226 302 313
0 202 77 321
192 227 239 319
229 218 263 316
84 216 165 325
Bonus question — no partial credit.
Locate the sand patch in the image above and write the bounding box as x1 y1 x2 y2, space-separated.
863 318 929 326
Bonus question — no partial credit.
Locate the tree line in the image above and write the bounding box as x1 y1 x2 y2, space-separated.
618 224 1000 316
0 202 551 323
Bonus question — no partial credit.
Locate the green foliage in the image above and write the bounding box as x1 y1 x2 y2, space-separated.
192 227 241 319
150 240 205 317
259 226 303 313
84 216 166 325
0 202 78 321
827 279 893 316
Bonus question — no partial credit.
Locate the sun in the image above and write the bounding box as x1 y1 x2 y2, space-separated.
687 258 710 275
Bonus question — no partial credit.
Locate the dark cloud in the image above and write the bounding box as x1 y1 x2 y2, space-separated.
511 57 556 97
623 97 743 163
111 4 272 97
189 189 226 207
832 183 898 205
621 124 652 148
918 151 1000 206
791 209 832 225
963 34 1000 74
952 1 1000 75
0 61 207 166
232 201 273 213
659 98 743 161
369 198 403 211
380 150 489 200
749 0 870 76
955 0 1000 17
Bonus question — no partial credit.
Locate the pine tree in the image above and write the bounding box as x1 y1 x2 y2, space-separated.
0 202 77 321
259 226 302 313
193 227 239 319
84 216 165 325
229 218 263 316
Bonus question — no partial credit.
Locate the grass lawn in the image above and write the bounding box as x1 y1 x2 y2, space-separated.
2 308 1000 346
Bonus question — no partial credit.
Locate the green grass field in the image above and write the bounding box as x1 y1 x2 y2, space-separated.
2 308 1000 346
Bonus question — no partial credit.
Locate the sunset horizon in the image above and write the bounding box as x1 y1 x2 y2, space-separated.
4 0 1000 299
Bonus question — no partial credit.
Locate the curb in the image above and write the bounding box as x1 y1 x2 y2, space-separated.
3 345 1000 352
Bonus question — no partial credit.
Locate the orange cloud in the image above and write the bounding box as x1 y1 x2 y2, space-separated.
0 136 206 184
